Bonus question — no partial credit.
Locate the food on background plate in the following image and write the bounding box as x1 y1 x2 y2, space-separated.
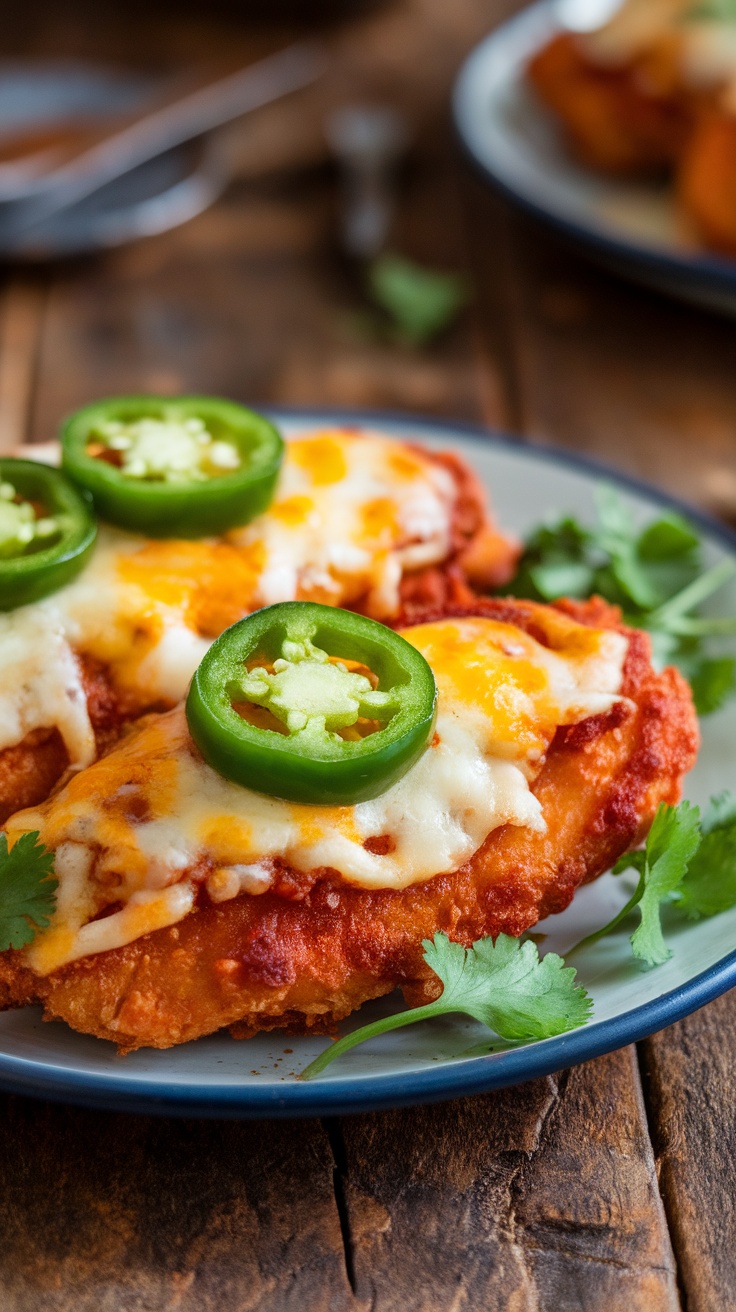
0 397 516 822
0 595 698 1052
527 0 736 253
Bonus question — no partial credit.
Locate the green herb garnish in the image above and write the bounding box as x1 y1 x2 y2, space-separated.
685 0 736 22
300 931 591 1080
367 254 470 346
301 787 736 1075
571 792 736 967
0 831 57 951
504 486 736 715
673 792 736 920
570 800 701 967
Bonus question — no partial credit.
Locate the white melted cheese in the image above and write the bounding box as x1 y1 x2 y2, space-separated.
8 614 629 975
0 430 459 759
0 525 211 767
227 429 456 614
0 609 95 771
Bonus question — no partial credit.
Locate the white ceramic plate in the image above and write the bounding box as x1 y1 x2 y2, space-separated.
453 1 736 317
3 407 736 1117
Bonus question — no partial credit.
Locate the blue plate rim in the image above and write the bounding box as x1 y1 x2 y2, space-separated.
451 0 736 294
3 403 736 1117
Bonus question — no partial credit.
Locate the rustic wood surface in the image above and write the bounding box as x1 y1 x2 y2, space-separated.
0 0 735 1308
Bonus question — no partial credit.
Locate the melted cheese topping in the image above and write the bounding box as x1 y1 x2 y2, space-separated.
0 609 96 771
0 429 459 762
227 431 456 615
7 613 628 975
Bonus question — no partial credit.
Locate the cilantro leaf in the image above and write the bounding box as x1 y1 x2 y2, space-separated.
299 932 591 1079
570 801 701 967
503 486 736 716
422 933 592 1039
686 0 736 20
595 485 658 609
0 831 57 951
674 793 736 919
628 802 702 965
701 790 736 834
685 656 736 716
637 514 700 561
569 791 736 965
367 254 469 346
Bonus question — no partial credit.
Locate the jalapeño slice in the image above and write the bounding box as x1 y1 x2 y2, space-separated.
186 602 438 804
61 395 284 538
0 458 97 611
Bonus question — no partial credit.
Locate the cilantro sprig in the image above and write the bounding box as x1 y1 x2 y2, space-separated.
300 932 591 1080
0 831 57 951
570 801 701 967
504 486 736 715
301 789 736 1077
685 0 736 21
367 254 470 346
675 792 736 919
571 793 736 967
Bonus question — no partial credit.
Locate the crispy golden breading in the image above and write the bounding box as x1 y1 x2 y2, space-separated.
0 596 699 1051
678 113 736 255
0 446 516 825
527 33 691 174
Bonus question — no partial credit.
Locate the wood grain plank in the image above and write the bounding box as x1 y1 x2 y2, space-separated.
0 280 45 453
0 1096 354 1312
22 0 523 438
464 181 736 516
337 1049 679 1312
0 0 525 186
29 150 490 438
640 996 736 1312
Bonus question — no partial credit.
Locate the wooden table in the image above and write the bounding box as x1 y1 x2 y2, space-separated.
1 2 736 1308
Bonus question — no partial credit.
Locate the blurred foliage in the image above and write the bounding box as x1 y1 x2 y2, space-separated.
366 253 470 346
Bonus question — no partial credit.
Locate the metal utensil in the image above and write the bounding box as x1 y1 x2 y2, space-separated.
325 105 409 258
0 41 327 250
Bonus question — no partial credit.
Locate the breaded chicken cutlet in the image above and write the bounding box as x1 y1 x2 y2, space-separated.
0 430 516 824
0 596 698 1052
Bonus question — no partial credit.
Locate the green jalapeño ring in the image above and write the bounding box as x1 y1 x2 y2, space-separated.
0 458 97 611
186 602 439 805
61 395 284 538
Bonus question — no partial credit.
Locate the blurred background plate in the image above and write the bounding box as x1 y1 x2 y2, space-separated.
9 140 226 261
0 61 227 260
452 0 736 318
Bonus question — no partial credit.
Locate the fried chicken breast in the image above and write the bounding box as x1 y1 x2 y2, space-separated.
678 112 736 255
0 596 698 1051
0 431 516 824
528 30 691 175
